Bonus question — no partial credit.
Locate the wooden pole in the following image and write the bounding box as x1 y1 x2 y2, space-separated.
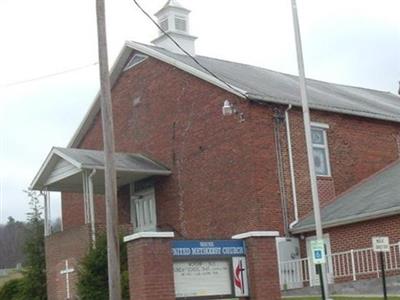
95 0 121 299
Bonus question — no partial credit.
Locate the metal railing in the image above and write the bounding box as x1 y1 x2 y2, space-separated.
279 242 400 290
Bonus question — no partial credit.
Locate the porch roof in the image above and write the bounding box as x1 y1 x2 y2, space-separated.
291 160 400 234
30 147 171 193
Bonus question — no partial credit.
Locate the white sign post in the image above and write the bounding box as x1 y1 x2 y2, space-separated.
372 236 389 300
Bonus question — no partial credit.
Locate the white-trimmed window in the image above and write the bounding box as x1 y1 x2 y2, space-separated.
130 182 157 232
124 54 148 71
174 16 187 32
311 122 331 176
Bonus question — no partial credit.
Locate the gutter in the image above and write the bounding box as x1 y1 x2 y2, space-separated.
291 207 400 234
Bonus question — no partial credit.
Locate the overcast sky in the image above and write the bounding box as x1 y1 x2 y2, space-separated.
0 0 399 223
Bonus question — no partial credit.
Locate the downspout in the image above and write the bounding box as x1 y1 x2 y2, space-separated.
40 190 50 237
88 169 97 247
273 108 289 237
286 105 299 229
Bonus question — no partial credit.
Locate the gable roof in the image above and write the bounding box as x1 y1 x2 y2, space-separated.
69 41 400 148
291 161 400 233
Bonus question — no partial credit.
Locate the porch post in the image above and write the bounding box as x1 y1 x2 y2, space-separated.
82 171 96 246
43 190 51 236
88 169 97 247
82 171 90 224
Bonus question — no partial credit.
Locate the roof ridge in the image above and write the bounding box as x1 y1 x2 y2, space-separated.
133 41 398 96
196 54 397 95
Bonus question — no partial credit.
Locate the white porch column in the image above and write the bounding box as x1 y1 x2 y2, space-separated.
43 191 51 236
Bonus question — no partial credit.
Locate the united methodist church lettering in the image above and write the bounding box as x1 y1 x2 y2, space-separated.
172 240 245 257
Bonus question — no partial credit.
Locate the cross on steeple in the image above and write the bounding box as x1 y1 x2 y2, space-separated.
60 259 75 299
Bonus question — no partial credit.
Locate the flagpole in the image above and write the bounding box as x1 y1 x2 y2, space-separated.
290 0 330 298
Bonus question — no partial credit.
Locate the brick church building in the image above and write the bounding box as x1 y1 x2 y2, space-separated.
31 1 400 299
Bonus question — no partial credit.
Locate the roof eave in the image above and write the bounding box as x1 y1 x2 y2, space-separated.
248 94 400 124
68 44 134 148
30 147 83 191
290 207 400 234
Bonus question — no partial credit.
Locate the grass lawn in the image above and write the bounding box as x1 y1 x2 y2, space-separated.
284 297 400 300
0 270 23 288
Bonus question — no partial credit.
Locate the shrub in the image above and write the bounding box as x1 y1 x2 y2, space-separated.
77 234 129 299
0 278 24 300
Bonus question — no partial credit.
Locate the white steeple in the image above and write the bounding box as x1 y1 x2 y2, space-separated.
151 0 197 56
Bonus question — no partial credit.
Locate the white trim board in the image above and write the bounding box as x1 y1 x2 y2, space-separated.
123 231 175 243
232 231 280 239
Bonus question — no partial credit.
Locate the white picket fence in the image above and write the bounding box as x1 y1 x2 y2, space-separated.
279 242 400 290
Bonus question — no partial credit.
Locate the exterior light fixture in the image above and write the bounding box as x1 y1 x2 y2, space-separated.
222 99 245 122
222 100 234 116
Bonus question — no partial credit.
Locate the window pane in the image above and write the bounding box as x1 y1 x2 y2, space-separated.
313 147 328 176
135 201 140 227
311 129 324 145
145 199 152 226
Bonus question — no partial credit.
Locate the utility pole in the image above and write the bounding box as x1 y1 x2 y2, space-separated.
290 0 330 298
95 0 122 299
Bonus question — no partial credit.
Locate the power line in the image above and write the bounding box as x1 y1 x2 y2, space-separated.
0 62 98 88
132 0 249 99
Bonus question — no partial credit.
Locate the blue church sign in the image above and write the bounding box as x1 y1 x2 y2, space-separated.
171 240 246 257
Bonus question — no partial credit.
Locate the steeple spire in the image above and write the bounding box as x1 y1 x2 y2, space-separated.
152 0 197 55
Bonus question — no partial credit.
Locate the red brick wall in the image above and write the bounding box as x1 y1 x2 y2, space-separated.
61 187 130 230
127 238 175 300
45 225 90 300
61 192 85 230
298 216 400 282
299 216 400 260
61 56 285 238
245 237 282 299
327 215 400 252
285 108 399 221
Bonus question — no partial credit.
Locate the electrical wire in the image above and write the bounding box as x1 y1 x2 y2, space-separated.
132 0 249 99
0 62 98 88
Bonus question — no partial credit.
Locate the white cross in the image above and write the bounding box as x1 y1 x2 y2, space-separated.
60 259 75 299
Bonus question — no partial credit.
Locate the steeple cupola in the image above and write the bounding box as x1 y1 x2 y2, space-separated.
152 0 197 55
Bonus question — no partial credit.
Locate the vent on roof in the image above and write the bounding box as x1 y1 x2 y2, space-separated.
160 18 169 32
175 16 187 32
124 54 148 71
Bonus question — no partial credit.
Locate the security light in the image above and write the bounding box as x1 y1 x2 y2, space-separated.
222 100 234 116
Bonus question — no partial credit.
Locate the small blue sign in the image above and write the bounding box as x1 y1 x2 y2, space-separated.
314 250 322 259
171 240 246 257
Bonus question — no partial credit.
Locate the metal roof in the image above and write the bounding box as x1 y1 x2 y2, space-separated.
142 43 400 122
292 161 400 233
31 147 171 193
53 147 169 173
68 41 400 148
